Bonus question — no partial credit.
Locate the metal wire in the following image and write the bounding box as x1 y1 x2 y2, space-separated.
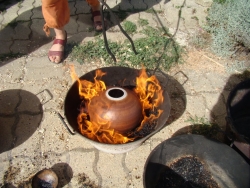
98 0 137 62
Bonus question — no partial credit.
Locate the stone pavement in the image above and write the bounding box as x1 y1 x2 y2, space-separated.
0 0 249 187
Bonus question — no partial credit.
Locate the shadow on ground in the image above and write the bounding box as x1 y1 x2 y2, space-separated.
0 0 19 12
171 70 250 144
147 70 187 133
0 89 43 154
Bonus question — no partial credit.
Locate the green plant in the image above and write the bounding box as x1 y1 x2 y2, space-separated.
18 1 23 8
186 116 221 140
138 18 149 27
191 16 198 21
145 8 155 14
205 0 250 56
70 39 115 64
123 21 137 34
70 26 184 71
213 0 226 4
189 29 211 49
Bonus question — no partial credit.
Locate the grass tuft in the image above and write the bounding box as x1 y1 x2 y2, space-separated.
70 26 184 71
186 116 222 141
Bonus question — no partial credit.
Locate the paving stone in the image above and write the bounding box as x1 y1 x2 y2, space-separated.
204 92 227 120
75 0 90 14
1 5 19 25
65 16 79 35
137 12 161 32
118 0 133 11
68 150 99 185
38 152 69 171
0 57 25 85
18 90 43 113
144 0 162 10
0 90 19 115
13 21 31 40
31 7 43 19
0 25 14 41
0 14 3 26
104 0 119 11
97 152 127 187
186 71 217 92
76 14 93 32
33 0 42 8
10 40 32 54
0 117 15 153
17 1 34 20
40 112 68 153
15 9 33 22
0 40 12 54
0 159 9 185
125 143 151 188
195 0 213 7
1 155 36 185
68 1 77 16
30 18 46 37
11 123 41 157
131 1 147 10
186 94 208 118
24 56 64 79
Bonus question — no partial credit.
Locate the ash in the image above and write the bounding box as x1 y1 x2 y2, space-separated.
128 108 159 138
156 156 220 188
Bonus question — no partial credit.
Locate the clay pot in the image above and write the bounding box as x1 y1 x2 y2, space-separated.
87 87 143 134
32 169 58 188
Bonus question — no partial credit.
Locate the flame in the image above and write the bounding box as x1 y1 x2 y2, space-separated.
134 68 164 131
70 65 106 100
70 66 164 144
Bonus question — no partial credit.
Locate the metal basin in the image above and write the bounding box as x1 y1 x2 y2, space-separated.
64 67 171 154
144 134 250 188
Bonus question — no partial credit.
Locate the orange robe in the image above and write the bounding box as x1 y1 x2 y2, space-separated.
42 0 100 36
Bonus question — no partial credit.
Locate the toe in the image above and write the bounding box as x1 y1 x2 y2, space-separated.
49 56 55 62
54 56 61 64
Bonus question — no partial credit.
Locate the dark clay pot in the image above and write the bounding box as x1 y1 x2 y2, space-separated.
32 169 58 188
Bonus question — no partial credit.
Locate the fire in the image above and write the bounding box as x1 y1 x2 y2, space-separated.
70 65 164 144
134 68 164 131
70 66 106 100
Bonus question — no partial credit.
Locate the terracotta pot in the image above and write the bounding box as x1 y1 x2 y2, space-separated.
87 87 143 134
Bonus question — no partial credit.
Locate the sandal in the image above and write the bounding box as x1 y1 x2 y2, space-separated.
48 31 67 64
91 10 104 32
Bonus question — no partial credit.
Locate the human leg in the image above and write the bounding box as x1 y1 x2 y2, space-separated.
48 28 67 63
42 0 70 63
86 0 103 31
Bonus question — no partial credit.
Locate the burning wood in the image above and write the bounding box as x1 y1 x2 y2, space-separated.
69 65 164 144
